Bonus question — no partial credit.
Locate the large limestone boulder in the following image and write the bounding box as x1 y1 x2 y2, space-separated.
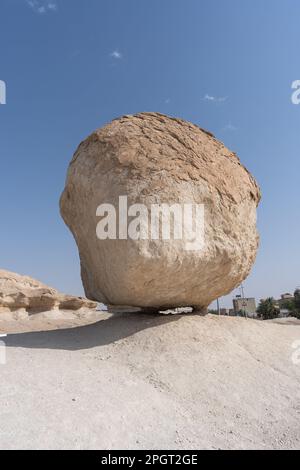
0 269 97 313
60 112 261 310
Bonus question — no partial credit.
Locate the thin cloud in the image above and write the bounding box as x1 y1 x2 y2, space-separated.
47 2 57 10
110 50 123 60
26 0 57 14
203 94 227 103
222 122 237 132
70 49 81 60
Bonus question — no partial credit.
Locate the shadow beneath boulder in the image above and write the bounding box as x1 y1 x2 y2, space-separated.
5 312 183 351
270 317 300 326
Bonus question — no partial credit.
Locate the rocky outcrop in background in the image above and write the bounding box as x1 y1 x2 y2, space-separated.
0 269 97 314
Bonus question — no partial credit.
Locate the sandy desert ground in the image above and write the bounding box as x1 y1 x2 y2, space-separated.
0 312 299 450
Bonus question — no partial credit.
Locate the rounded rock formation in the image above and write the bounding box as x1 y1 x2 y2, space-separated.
60 112 261 310
0 269 97 313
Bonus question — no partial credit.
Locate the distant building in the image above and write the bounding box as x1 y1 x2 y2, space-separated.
278 293 294 308
217 307 236 316
220 308 230 316
275 293 294 318
233 297 257 317
279 309 290 318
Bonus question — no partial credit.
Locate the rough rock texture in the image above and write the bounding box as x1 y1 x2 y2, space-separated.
0 269 97 316
60 112 261 309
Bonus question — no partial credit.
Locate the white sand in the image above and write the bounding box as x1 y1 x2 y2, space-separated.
0 313 299 450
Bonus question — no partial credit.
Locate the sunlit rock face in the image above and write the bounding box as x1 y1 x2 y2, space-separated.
0 269 97 313
60 112 261 310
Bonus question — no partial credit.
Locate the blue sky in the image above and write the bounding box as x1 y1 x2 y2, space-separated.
0 0 299 307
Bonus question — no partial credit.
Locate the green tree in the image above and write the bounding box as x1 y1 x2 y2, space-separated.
293 289 300 319
208 309 218 315
281 299 296 312
257 298 279 320
294 289 300 308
